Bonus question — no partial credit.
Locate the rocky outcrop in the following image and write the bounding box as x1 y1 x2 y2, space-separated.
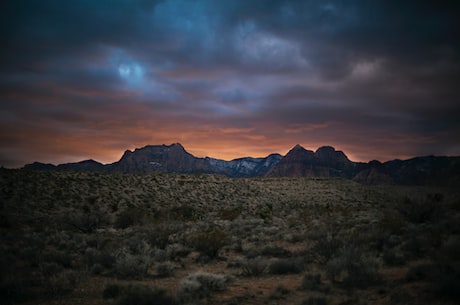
108 143 208 174
266 144 354 177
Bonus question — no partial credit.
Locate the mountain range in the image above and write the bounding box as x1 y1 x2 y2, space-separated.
23 143 460 186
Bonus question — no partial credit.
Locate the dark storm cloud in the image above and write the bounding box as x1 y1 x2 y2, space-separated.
1 0 459 166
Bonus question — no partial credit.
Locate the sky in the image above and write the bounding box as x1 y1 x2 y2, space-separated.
1 0 460 167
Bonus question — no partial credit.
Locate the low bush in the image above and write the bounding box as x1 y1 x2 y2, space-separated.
117 285 176 305
114 245 152 279
268 258 304 275
301 296 328 305
177 271 233 302
188 227 228 259
300 273 329 292
326 246 382 289
85 248 116 270
45 270 82 296
312 233 343 262
155 262 175 278
382 248 406 266
269 285 290 300
241 257 267 276
103 283 122 299
396 194 444 224
0 276 36 303
261 245 292 258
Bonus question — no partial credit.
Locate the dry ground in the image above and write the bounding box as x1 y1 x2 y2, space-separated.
1 169 459 305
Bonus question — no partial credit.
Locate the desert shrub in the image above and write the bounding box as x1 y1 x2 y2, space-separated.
115 207 152 229
19 246 40 267
155 262 175 278
40 262 64 277
401 233 436 259
261 245 292 258
90 263 104 275
189 227 228 259
219 207 242 221
396 194 444 224
117 285 177 305
169 204 201 221
405 261 460 301
0 276 36 303
300 273 329 292
268 258 304 275
114 209 136 229
166 243 191 260
146 225 171 249
177 271 233 302
45 270 82 296
114 244 152 279
326 246 382 289
312 233 343 262
430 264 460 301
301 296 328 305
382 248 406 266
269 285 290 300
405 263 436 282
103 283 122 299
85 248 116 270
42 249 73 268
63 203 109 233
241 257 267 276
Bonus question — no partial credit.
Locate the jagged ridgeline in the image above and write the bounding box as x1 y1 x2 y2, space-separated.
24 143 460 185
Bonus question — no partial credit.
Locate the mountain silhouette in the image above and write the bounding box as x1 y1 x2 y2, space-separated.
23 143 460 185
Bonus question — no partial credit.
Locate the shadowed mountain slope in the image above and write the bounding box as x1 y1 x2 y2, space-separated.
23 143 460 185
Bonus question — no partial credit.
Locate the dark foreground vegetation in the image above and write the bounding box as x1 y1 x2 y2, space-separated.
1 168 459 305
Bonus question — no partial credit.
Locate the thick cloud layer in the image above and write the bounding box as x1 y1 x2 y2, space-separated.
1 0 459 167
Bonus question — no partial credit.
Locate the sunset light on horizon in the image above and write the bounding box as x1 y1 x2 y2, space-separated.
1 1 459 168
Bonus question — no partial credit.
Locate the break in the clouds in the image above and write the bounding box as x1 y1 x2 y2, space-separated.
1 0 459 167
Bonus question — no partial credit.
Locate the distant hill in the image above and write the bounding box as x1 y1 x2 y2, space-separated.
23 143 460 185
265 145 355 178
